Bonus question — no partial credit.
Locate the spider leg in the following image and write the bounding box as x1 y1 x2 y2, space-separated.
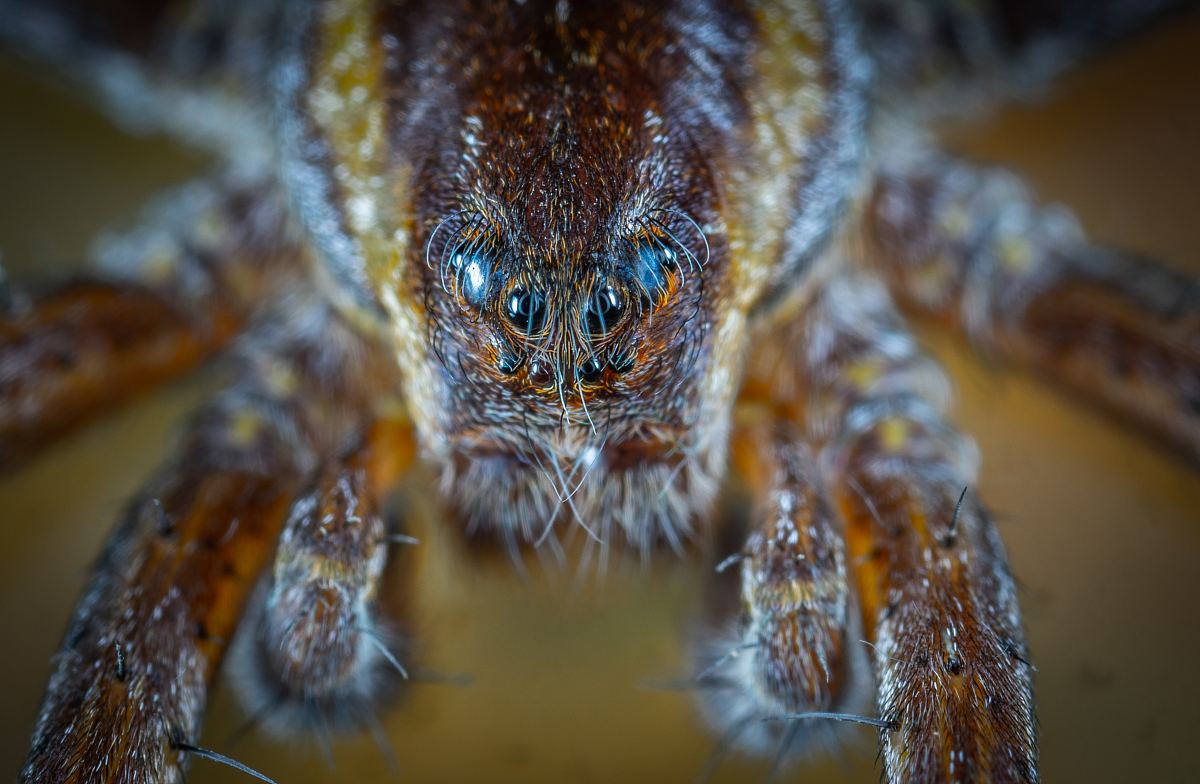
780 271 1038 783
698 267 1039 780
0 174 301 470
860 0 1197 119
19 297 396 783
229 418 421 737
861 144 1200 461
692 419 855 769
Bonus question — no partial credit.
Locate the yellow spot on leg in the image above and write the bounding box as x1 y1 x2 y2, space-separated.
847 358 881 392
230 409 265 447
999 235 1035 274
879 417 910 453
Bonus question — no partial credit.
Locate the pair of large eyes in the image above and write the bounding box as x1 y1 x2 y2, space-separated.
501 283 625 337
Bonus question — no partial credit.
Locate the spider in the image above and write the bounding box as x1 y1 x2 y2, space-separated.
1 1 1197 783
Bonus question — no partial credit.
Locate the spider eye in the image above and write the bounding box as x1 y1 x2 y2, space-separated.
585 283 624 336
578 356 605 382
448 251 493 307
633 243 679 304
609 351 635 374
504 287 547 335
496 351 524 375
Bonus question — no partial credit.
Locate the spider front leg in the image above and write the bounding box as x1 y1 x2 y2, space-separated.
0 174 300 470
230 417 420 740
692 418 861 775
707 272 1037 782
861 143 1200 460
20 298 397 783
809 273 1036 782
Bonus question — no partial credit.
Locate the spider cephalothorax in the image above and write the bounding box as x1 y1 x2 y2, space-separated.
404 50 735 550
277 0 862 552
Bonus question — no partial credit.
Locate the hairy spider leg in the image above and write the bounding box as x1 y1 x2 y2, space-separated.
861 145 1200 461
0 176 300 469
782 272 1038 783
19 295 397 783
230 418 421 737
692 421 860 774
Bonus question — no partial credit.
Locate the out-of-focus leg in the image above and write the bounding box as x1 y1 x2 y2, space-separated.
20 297 396 784
862 145 1200 460
231 417 420 736
0 175 301 469
859 0 1198 118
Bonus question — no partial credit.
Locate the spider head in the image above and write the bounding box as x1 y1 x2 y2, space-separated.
279 0 824 546
297 0 771 548
416 140 722 416
389 71 747 545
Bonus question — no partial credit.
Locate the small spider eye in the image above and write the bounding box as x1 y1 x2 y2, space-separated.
578 356 605 382
504 287 547 335
608 350 635 374
585 283 624 336
448 251 493 307
526 356 554 386
497 351 524 375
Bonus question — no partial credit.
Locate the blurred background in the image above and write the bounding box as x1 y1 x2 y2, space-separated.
0 10 1198 784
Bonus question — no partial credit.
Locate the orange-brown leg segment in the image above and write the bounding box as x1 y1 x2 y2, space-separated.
0 175 302 470
693 420 855 769
862 145 1200 461
731 423 852 718
231 418 419 737
19 298 394 783
747 272 1038 782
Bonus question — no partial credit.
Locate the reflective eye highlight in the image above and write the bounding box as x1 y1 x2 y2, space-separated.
496 351 524 375
504 287 547 335
448 251 493 307
635 245 670 292
585 283 624 336
631 242 683 308
578 356 605 382
526 356 554 385
608 350 635 374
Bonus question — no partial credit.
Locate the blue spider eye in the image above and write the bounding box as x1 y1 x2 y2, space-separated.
449 251 493 307
633 244 678 302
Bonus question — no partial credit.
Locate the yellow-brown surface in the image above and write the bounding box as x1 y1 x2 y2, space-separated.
0 15 1197 784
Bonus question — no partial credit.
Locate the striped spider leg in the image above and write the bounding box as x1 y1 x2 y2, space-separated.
862 143 1200 461
230 417 420 745
17 276 409 782
693 271 1038 782
690 420 870 781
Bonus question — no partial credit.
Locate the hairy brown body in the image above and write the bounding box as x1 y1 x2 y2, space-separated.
277 0 866 554
2 0 1196 782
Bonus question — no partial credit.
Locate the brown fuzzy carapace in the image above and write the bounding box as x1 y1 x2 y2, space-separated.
2 0 1197 782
